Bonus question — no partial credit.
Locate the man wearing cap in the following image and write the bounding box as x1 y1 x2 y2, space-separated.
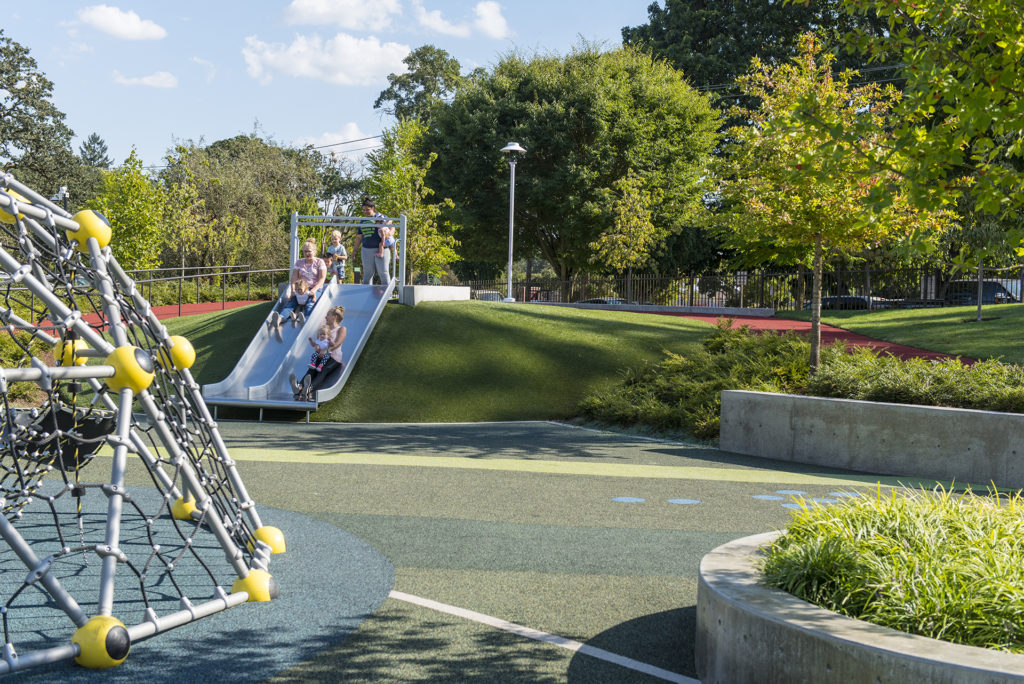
354 198 392 285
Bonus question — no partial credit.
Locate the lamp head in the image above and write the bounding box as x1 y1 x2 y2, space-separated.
500 142 526 156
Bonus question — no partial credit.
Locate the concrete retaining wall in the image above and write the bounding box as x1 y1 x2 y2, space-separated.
399 285 470 306
719 390 1024 490
697 532 1024 683
532 302 775 317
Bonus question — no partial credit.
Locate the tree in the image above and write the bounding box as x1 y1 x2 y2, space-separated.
364 119 459 279
426 44 720 285
0 29 80 195
589 171 663 300
622 0 891 89
86 149 164 271
712 35 953 369
374 45 463 122
160 135 323 269
79 133 112 169
836 0 1024 217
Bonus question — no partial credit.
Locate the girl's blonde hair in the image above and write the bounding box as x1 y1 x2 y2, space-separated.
331 230 342 240
318 324 331 337
294 280 309 294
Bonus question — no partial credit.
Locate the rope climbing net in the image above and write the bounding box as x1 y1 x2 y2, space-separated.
0 174 284 674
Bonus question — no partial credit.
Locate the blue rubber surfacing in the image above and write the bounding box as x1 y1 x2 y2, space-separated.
10 487 394 682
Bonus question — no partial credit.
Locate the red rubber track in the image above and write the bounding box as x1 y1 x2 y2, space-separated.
628 311 969 363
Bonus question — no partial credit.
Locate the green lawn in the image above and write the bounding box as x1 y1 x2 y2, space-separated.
166 301 713 422
777 303 1024 363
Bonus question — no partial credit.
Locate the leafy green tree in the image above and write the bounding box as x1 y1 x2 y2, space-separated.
622 0 890 88
79 133 112 169
713 35 953 369
86 149 164 270
374 45 463 122
0 29 80 195
426 44 719 285
160 146 243 270
160 135 322 269
364 119 459 279
836 0 1024 217
590 171 664 299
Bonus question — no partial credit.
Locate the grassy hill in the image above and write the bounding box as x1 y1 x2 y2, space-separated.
166 301 714 423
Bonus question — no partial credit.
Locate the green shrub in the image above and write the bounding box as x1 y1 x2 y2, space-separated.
579 320 810 438
580 323 1024 439
762 488 1024 653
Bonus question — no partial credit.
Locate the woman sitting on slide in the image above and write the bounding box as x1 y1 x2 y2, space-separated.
267 238 326 340
289 305 346 402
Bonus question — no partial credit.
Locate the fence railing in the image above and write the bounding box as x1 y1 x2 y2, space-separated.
123 264 289 316
450 266 1024 310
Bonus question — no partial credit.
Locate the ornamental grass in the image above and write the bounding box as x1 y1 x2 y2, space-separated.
762 488 1024 653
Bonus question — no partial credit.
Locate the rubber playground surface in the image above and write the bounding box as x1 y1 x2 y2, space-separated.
29 421 953 683
21 303 946 681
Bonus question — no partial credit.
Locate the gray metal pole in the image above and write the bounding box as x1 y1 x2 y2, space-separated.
505 159 516 303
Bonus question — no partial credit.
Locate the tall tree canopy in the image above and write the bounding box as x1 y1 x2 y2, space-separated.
86 149 164 271
712 35 952 368
0 30 79 195
836 0 1024 217
79 133 112 169
160 135 322 269
364 119 459 280
426 44 720 282
374 45 463 122
622 0 890 88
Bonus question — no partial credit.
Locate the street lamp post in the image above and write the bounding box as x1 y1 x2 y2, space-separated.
500 142 526 303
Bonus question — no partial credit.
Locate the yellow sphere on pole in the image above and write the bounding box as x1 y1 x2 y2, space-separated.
250 525 287 554
59 338 89 366
232 569 279 602
104 346 155 393
158 335 196 371
68 210 112 253
72 615 130 669
0 189 29 225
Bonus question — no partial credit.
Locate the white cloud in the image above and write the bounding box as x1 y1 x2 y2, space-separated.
77 5 167 40
192 57 216 84
413 1 470 37
242 33 408 86
474 1 509 39
283 0 401 31
113 70 178 88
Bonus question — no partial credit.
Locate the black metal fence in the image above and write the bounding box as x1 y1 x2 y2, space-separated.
451 266 1024 310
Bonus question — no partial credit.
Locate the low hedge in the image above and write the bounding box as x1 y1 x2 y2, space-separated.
579 321 1024 439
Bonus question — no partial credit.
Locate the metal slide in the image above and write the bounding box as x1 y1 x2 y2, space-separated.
202 278 396 412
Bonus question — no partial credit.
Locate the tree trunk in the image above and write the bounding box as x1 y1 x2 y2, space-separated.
810 236 823 372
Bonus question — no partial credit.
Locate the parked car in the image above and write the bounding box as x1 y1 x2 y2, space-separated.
804 295 892 310
576 297 627 305
474 290 503 302
943 280 1019 306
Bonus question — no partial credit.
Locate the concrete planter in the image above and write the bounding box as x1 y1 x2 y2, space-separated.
719 390 1024 490
697 532 1024 683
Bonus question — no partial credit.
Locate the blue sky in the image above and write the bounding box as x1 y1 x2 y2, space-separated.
7 1 652 172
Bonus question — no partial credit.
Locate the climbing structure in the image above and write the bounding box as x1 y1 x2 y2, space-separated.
0 174 283 674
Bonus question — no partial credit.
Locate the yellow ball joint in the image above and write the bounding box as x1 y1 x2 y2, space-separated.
72 615 130 669
232 569 279 602
249 525 287 554
104 346 155 393
171 496 198 520
59 338 89 366
157 335 196 371
0 189 29 225
67 210 112 254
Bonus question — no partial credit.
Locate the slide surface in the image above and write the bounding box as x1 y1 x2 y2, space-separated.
202 279 395 410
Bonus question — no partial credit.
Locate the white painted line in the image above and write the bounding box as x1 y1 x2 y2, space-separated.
389 590 697 684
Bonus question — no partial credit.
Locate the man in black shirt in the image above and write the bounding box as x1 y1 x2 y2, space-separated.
354 197 392 285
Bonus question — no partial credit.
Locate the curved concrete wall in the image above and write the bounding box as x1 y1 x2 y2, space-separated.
719 390 1024 490
697 532 1024 683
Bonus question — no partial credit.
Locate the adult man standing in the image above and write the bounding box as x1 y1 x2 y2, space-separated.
354 197 392 285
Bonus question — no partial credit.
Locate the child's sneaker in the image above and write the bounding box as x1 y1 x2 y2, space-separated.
294 311 305 327
289 373 301 396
